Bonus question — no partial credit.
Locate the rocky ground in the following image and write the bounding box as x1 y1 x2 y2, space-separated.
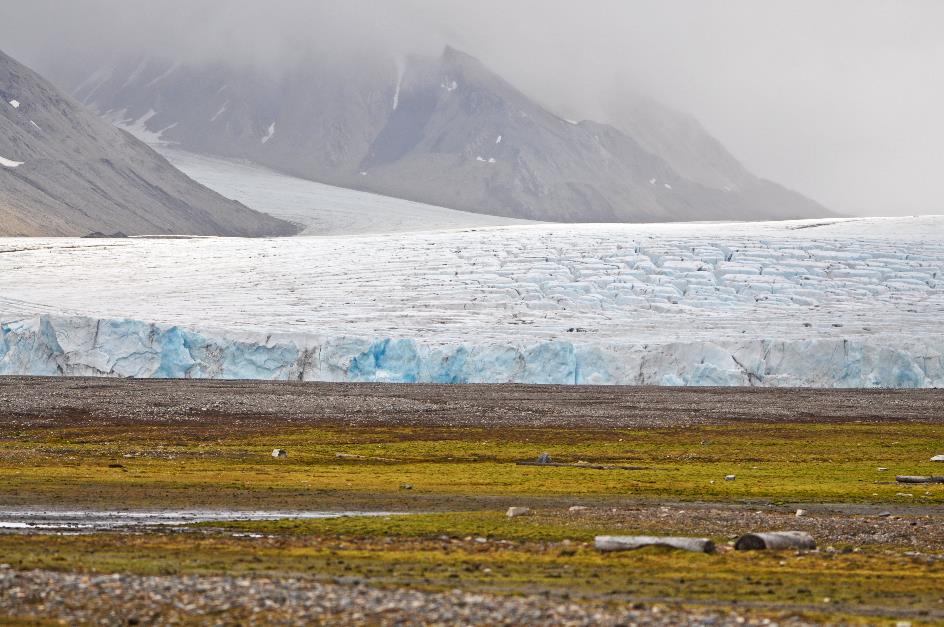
559 504 944 553
3 376 943 428
0 567 815 626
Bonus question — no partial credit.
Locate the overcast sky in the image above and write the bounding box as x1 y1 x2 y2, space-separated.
2 0 942 216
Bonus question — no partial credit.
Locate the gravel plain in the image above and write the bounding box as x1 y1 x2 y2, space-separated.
0 567 816 626
3 376 943 429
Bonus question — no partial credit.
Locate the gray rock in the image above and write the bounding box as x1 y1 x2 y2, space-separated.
896 475 944 484
596 535 716 553
0 48 297 237
506 506 531 518
536 452 552 464
735 531 816 551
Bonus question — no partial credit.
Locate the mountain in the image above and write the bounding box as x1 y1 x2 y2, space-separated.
59 47 831 222
0 49 298 237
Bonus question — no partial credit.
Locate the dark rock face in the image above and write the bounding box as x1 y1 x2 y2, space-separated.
81 231 127 239
0 49 298 237
60 47 831 223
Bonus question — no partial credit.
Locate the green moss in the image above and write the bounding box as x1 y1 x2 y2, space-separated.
1 422 942 507
199 511 612 542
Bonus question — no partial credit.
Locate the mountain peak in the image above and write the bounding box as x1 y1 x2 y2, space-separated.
441 45 473 61
45 47 831 223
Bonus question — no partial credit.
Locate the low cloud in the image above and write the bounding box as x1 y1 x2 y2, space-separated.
3 0 943 215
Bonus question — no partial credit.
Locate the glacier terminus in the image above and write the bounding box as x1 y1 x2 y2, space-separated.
1 216 942 387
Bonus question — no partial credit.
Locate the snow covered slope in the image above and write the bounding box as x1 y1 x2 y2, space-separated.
1 217 941 386
161 149 533 236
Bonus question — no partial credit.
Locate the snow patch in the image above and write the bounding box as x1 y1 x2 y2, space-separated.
261 122 276 144
29 120 41 131
392 59 404 110
210 103 228 122
664 183 673 190
649 178 657 185
441 80 458 92
144 61 180 88
8 99 19 109
0 155 24 168
496 135 502 144
114 109 172 146
73 65 113 103
121 58 149 89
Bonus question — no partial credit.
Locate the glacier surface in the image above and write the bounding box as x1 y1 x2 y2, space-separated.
1 216 942 386
141 147 534 236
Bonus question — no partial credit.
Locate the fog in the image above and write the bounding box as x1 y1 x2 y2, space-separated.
2 0 942 216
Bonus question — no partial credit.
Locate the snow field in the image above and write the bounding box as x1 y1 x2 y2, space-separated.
160 148 532 235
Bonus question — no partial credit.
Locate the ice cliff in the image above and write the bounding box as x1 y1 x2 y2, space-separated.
2 315 940 387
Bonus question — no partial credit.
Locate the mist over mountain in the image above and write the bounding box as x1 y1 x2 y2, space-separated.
4 0 943 217
0 49 298 237
57 47 830 222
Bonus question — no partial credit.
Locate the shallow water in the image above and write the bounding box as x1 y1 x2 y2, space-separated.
0 509 399 534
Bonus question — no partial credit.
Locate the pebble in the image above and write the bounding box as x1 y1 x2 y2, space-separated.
0 569 817 626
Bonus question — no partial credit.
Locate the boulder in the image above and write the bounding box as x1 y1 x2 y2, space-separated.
506 507 531 518
595 535 715 553
735 531 816 551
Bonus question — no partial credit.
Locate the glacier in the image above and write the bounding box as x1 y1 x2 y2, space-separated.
1 314 941 387
1 216 942 387
135 147 534 236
